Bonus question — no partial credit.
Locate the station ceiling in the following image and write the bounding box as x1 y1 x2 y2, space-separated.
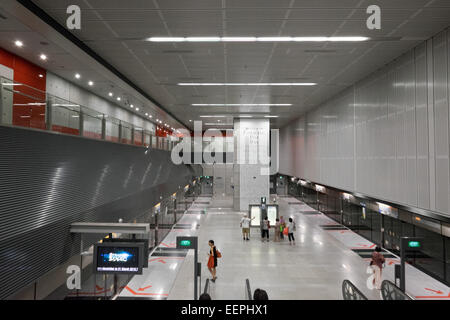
2 0 450 129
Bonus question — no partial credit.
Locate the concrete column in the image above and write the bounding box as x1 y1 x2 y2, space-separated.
233 118 270 211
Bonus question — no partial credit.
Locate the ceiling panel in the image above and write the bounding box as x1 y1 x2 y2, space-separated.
6 0 450 129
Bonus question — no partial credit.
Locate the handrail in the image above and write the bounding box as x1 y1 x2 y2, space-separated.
0 76 177 149
203 278 210 295
245 278 252 300
342 280 368 300
380 280 414 300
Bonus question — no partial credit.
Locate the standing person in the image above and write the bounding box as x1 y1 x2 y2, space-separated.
240 214 254 241
287 217 296 244
274 218 281 242
279 216 286 240
370 246 385 290
207 240 220 282
261 217 270 242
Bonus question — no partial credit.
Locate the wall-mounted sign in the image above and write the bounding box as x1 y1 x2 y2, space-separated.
176 236 198 250
408 240 421 248
93 242 144 274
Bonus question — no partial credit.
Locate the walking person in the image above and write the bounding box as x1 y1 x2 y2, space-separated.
279 216 286 240
207 240 221 282
370 246 385 290
287 217 296 244
261 217 270 242
274 218 281 242
240 214 254 240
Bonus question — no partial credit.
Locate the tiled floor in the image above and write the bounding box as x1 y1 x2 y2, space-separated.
168 195 450 300
116 197 211 300
121 194 449 300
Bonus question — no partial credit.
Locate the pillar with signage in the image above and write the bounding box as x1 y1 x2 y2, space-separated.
233 118 270 211
176 236 199 300
400 237 422 292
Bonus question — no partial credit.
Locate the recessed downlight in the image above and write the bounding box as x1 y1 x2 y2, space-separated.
39 54 47 61
108 92 113 97
75 73 81 79
88 81 94 86
14 40 23 47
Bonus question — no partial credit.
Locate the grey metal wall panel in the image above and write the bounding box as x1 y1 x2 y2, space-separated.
415 43 431 209
279 28 450 218
0 126 199 300
433 32 450 213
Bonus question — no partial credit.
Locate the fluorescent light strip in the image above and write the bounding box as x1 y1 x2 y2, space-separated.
192 103 292 106
199 115 227 118
205 123 233 126
147 36 369 42
179 83 316 86
264 115 279 118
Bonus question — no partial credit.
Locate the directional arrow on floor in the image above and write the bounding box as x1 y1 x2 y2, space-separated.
425 288 444 294
138 285 152 291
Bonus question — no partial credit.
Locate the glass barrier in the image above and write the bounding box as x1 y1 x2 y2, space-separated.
0 76 179 151
105 117 120 143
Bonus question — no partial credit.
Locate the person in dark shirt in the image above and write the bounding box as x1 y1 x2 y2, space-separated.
370 246 385 290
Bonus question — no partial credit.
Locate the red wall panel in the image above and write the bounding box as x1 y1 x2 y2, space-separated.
0 47 47 130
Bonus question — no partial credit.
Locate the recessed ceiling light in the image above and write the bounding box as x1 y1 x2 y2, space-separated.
149 115 152 118
136 107 139 111
38 74 44 78
88 81 94 86
39 54 47 61
15 40 23 47
192 103 292 106
189 120 192 122
145 113 148 116
147 36 369 42
179 83 316 86
130 104 134 108
108 92 113 97
117 97 121 101
75 73 81 79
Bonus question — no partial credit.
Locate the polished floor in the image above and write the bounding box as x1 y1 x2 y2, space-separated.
123 195 450 300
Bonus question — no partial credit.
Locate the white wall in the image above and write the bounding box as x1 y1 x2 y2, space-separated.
46 72 156 133
279 29 450 217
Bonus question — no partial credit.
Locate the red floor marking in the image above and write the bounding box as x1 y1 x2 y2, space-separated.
425 288 444 294
160 242 176 248
138 285 152 291
124 286 169 296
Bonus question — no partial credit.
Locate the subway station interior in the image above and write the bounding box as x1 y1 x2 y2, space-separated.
1 0 450 304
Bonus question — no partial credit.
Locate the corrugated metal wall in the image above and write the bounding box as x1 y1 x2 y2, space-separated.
0 126 199 300
279 29 450 218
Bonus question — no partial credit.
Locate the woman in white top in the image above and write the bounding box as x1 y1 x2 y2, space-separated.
287 218 296 244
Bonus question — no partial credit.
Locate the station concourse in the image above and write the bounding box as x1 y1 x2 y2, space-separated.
0 0 449 302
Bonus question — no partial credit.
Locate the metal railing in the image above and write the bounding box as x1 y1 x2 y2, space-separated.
380 280 414 300
342 280 368 300
245 278 252 300
0 76 179 150
203 278 210 295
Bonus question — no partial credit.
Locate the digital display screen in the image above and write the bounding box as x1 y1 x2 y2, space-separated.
267 205 278 226
94 243 143 274
250 206 261 227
